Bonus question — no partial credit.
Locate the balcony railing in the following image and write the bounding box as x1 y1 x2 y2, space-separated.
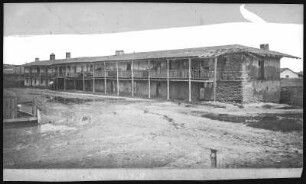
191 70 214 80
24 69 251 81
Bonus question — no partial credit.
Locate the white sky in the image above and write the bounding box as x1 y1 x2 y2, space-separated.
3 22 303 72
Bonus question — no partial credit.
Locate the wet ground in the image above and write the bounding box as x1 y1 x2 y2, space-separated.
3 88 303 168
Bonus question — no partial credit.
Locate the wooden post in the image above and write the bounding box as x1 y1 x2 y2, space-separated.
167 59 170 100
30 68 32 87
82 64 85 92
64 65 67 91
93 63 95 93
188 58 192 102
131 60 134 97
57 66 59 90
116 62 119 96
213 57 218 102
19 67 21 88
32 98 37 117
210 149 217 168
148 60 151 99
45 67 48 88
104 62 107 95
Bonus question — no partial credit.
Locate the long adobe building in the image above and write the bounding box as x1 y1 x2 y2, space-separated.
22 44 299 103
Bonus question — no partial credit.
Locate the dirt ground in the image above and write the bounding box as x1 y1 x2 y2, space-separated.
3 88 303 168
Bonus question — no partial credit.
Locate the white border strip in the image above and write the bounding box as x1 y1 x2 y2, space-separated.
3 168 302 181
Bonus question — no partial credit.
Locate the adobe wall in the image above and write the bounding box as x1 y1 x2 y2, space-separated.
242 80 280 103
241 55 281 103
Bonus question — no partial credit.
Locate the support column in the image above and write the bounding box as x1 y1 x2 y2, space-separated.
167 59 170 100
57 66 59 90
64 65 67 91
116 62 119 96
93 63 95 93
104 62 107 95
45 67 48 88
131 60 134 97
188 58 192 102
213 57 218 102
148 60 151 99
82 64 85 92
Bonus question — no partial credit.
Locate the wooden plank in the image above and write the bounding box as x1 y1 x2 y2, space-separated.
3 117 38 124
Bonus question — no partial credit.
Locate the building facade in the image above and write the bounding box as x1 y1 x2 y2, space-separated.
23 44 299 103
280 68 300 79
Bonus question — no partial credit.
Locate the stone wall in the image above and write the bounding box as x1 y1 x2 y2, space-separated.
216 81 243 103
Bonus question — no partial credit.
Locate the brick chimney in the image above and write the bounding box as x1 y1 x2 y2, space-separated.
66 52 71 59
115 50 124 56
50 53 55 60
260 44 269 51
35 58 39 61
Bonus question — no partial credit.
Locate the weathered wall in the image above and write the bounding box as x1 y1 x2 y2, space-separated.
169 81 188 101
242 80 280 103
216 81 243 103
150 81 167 99
119 80 132 96
94 79 106 92
218 54 242 80
134 80 149 97
241 55 281 103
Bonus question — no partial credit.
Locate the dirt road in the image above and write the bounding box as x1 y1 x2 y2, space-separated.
3 88 303 168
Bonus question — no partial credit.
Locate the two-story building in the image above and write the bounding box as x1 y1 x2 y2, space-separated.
22 44 299 103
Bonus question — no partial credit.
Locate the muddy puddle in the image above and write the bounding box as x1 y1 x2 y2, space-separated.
44 95 125 105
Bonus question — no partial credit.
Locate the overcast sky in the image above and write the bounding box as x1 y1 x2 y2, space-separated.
3 3 303 72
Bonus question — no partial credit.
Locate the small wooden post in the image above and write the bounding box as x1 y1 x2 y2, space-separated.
116 62 119 96
210 149 217 168
82 64 85 92
148 60 151 99
104 62 107 95
213 57 218 103
32 98 37 117
131 60 134 97
188 58 192 102
167 59 170 100
93 63 95 93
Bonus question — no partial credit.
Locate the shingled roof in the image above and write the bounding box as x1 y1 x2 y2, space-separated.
23 44 300 66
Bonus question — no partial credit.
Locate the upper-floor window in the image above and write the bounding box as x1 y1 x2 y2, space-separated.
258 60 265 80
